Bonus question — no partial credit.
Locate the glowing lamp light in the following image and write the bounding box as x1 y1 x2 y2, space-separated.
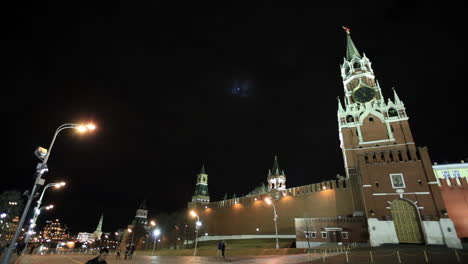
264 197 272 205
150 220 156 226
196 221 202 227
322 186 327 190
153 229 161 237
127 228 132 233
55 182 66 188
76 123 96 133
190 211 198 218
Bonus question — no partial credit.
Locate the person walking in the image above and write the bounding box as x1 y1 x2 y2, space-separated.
217 241 223 258
116 248 121 260
221 240 226 258
86 248 109 264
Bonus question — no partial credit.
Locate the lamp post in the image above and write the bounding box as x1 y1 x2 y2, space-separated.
190 211 202 256
152 229 161 256
22 204 54 253
0 123 95 264
265 197 279 249
127 228 134 246
24 182 66 245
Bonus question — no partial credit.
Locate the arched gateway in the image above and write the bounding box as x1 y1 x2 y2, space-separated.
391 199 424 243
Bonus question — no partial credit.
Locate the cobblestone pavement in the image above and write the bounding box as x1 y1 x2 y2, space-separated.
16 253 332 264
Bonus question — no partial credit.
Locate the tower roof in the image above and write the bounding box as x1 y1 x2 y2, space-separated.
343 26 361 61
272 156 282 175
95 214 103 232
139 200 147 210
200 164 206 174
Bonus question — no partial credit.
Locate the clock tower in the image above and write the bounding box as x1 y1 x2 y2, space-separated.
337 27 461 248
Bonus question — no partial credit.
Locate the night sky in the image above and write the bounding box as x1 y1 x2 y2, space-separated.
3 2 467 234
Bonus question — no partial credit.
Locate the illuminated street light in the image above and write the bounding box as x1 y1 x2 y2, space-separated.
152 228 161 256
150 220 156 227
24 181 66 248
190 211 202 256
1 122 95 264
264 197 279 249
127 228 135 246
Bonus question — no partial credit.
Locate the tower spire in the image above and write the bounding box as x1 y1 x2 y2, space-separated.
96 214 103 232
200 163 206 174
93 214 104 240
272 155 281 175
392 87 401 104
342 26 361 61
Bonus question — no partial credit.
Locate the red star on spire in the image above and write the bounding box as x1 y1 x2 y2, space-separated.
342 26 351 34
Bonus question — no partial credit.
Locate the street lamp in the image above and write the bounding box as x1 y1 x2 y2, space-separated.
128 228 135 246
24 182 66 247
0 123 95 264
190 211 202 256
265 197 280 249
152 228 161 256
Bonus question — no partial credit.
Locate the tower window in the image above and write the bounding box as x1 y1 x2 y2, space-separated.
375 182 379 187
353 62 360 69
388 108 398 117
347 115 354 122
369 117 374 123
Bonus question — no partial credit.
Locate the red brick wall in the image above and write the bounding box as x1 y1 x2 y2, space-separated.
439 178 468 238
189 181 355 236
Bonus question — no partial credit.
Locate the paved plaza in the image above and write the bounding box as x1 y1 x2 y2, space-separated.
15 253 326 264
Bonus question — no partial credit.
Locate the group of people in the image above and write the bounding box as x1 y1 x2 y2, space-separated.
86 240 227 263
115 244 136 260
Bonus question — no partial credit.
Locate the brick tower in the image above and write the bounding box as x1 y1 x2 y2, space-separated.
337 27 461 248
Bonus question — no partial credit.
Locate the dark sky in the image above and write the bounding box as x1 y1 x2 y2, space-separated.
2 1 467 234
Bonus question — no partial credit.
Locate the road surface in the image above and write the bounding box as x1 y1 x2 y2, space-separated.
16 253 327 264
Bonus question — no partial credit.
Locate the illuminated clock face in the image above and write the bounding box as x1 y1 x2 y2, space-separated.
352 86 376 103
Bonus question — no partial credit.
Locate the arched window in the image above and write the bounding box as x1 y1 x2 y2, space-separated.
347 115 354 122
369 117 374 123
388 108 398 117
353 62 361 69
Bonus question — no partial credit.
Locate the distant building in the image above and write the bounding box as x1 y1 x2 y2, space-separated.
77 232 94 242
119 201 149 250
42 219 68 241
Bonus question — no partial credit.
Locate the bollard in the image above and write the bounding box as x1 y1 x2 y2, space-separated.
454 249 460 263
397 250 401 264
370 250 373 263
345 251 349 263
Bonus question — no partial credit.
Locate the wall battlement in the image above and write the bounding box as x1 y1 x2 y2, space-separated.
204 179 349 209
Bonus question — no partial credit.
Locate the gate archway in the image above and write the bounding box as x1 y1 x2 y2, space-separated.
390 199 424 243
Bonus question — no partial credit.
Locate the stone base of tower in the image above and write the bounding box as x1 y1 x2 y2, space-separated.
367 218 399 247
368 218 462 249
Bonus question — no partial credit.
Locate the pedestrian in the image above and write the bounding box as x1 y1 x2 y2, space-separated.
128 244 135 260
124 244 129 260
221 240 226 258
217 241 223 258
116 248 121 260
85 247 109 264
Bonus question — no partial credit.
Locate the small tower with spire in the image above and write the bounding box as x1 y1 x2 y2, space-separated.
191 164 210 203
133 200 148 226
267 156 286 191
93 214 103 240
